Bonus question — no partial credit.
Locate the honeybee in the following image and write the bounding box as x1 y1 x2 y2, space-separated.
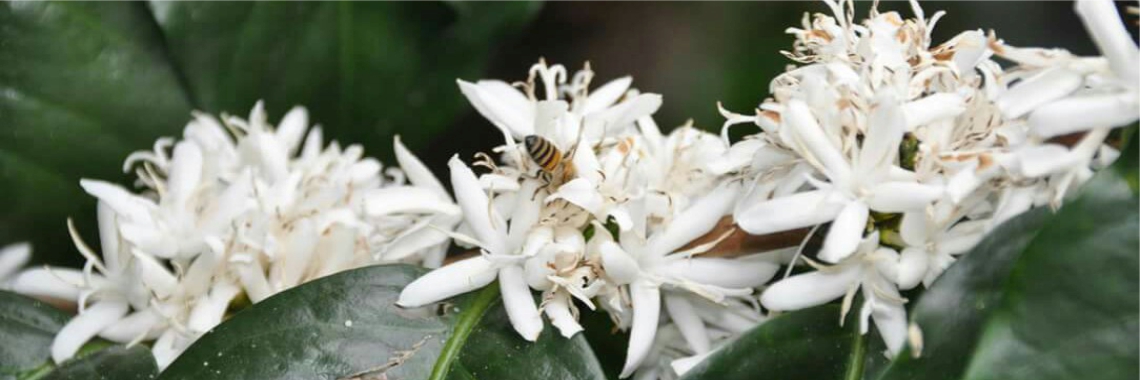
524 134 577 185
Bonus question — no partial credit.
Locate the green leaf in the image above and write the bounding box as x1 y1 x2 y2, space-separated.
160 264 606 380
0 1 195 265
680 304 886 380
0 1 538 266
39 346 157 380
0 292 69 377
879 139 1139 380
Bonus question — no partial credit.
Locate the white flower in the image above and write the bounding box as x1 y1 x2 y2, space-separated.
13 102 455 368
735 95 943 263
0 242 31 289
398 156 548 341
761 233 908 355
594 184 778 377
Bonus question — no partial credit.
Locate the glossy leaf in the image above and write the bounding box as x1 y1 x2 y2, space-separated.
0 1 194 265
40 346 157 380
680 304 886 380
0 291 69 377
160 264 605 380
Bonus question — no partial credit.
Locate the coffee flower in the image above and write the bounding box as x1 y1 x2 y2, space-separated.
13 103 457 368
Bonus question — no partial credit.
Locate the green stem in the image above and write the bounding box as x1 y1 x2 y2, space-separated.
844 323 867 380
428 281 500 380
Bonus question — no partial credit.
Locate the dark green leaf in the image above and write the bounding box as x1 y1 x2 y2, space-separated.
0 1 194 265
680 304 884 380
0 291 69 377
450 298 607 380
879 138 1139 380
160 264 605 380
160 265 449 380
40 346 157 380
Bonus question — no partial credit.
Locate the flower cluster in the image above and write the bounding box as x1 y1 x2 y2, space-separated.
397 59 776 378
6 0 1136 378
11 103 458 368
721 0 1137 361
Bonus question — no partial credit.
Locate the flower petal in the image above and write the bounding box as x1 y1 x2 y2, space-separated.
902 93 965 131
499 265 543 341
648 184 737 255
0 242 31 285
865 182 943 212
457 79 533 139
1028 92 1140 138
736 190 847 235
995 68 1083 119
663 294 710 354
394 135 450 200
818 201 869 263
897 247 929 290
583 76 632 114
365 186 461 217
659 257 778 289
544 293 584 338
785 99 851 184
857 94 905 177
1075 0 1140 85
760 266 861 311
449 156 508 255
52 301 129 363
397 256 498 307
620 280 661 378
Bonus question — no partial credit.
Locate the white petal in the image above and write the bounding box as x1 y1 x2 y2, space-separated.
235 258 273 303
394 135 450 200
902 93 965 131
95 202 123 273
659 258 778 289
1016 144 1078 177
587 93 663 139
449 156 508 255
544 293 584 338
1028 92 1140 138
548 178 604 215
275 106 308 154
858 94 905 177
760 267 861 311
897 247 929 290
785 99 851 184
499 265 542 341
620 281 661 378
79 179 155 224
898 211 930 247
397 256 497 307
663 294 710 354
818 201 869 263
188 281 240 335
0 242 31 284
865 182 943 212
12 268 89 302
583 76 632 114
274 218 318 289
600 241 641 285
737 189 847 235
457 79 533 139
866 286 908 355
132 250 179 299
382 224 451 262
365 186 460 217
671 352 713 377
1075 0 1140 85
98 309 161 343
996 68 1083 119
52 301 129 363
151 329 186 370
648 184 737 255
165 141 203 207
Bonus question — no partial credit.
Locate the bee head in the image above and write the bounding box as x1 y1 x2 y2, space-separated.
524 135 540 150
